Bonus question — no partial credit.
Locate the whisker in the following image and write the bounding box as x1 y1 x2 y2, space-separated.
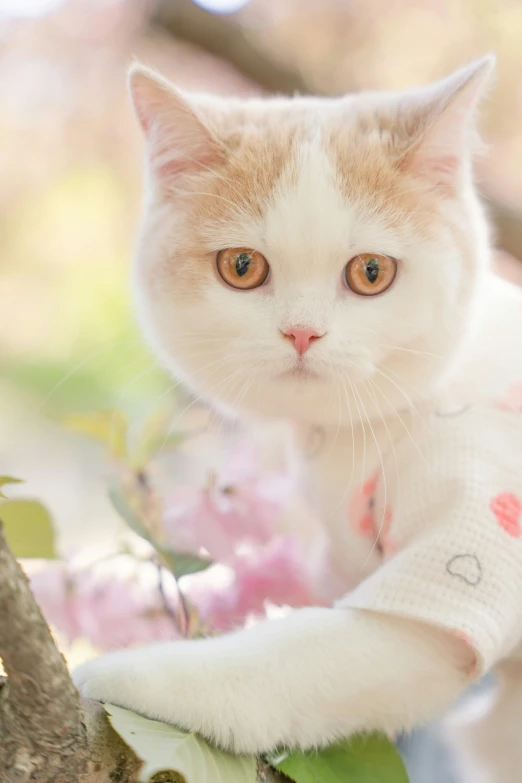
325 375 357 522
352 382 388 578
108 361 160 451
379 365 436 408
372 369 433 474
37 336 143 410
156 353 260 457
107 352 154 381
347 377 367 495
216 368 257 444
321 377 342 460
204 356 265 443
374 365 432 429
378 344 443 360
214 370 251 443
365 376 400 489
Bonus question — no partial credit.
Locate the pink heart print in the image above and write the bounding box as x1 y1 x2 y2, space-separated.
490 492 521 538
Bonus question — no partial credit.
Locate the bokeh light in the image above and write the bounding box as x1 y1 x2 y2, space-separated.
193 0 250 14
0 0 64 18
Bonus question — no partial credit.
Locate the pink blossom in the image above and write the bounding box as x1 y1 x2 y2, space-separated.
28 564 179 650
163 441 295 561
27 438 347 647
188 535 320 631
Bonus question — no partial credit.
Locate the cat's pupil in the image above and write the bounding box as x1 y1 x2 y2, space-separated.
236 252 251 277
365 258 380 284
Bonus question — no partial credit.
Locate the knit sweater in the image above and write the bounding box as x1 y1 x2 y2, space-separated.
342 397 522 674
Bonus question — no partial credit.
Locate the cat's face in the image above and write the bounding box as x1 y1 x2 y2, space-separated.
130 59 493 426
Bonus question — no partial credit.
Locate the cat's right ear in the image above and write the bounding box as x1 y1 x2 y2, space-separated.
128 64 225 184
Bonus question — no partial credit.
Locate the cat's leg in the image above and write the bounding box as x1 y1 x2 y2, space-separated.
447 656 522 783
73 607 473 754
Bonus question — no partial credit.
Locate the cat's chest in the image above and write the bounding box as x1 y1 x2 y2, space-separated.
297 416 407 583
296 381 522 588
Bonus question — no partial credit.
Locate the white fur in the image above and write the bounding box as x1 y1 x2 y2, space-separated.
134 125 488 426
74 58 522 776
74 607 471 753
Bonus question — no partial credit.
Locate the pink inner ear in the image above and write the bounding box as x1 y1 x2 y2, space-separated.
129 71 223 184
133 98 152 134
425 155 459 178
148 120 222 183
131 79 170 136
413 153 459 185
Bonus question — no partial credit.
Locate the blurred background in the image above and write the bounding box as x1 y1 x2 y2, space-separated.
1 0 522 553
1 4 521 780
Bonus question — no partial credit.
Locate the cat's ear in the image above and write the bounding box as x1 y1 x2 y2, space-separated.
399 56 495 189
128 64 225 183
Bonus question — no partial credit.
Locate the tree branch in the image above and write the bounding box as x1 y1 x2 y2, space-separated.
488 197 522 263
152 0 311 95
0 518 282 781
0 518 141 782
0 518 85 779
153 0 522 262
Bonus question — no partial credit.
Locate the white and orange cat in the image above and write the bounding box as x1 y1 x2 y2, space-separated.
74 57 522 782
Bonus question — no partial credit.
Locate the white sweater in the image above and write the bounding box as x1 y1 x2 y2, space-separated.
343 401 522 675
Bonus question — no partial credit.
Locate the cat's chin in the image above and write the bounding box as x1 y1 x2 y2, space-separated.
217 373 356 428
275 365 322 382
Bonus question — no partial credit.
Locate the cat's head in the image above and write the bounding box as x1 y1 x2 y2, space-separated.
129 58 493 427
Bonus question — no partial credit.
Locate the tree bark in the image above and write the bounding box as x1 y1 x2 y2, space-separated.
153 0 522 263
0 518 281 782
0 517 138 782
489 197 522 264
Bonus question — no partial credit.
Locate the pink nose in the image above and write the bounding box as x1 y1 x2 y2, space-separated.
282 327 323 356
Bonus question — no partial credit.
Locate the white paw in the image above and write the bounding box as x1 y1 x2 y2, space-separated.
72 650 139 706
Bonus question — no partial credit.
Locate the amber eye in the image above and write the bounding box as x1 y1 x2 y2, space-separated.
216 247 269 290
344 253 397 296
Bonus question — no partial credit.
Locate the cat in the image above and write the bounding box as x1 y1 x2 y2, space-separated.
74 56 522 781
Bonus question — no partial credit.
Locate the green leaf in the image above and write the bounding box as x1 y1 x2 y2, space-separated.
105 704 257 783
268 733 409 783
108 482 212 579
0 499 57 559
108 483 152 543
0 476 24 499
160 549 212 579
63 410 127 459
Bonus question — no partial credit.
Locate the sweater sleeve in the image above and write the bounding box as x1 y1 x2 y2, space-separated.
341 404 522 675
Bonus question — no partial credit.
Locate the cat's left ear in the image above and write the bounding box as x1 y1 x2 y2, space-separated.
400 56 495 189
127 64 226 185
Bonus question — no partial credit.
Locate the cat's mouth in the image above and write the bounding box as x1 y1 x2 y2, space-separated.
276 362 321 381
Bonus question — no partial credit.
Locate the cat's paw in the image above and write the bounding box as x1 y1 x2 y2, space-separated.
71 641 284 753
72 649 141 708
